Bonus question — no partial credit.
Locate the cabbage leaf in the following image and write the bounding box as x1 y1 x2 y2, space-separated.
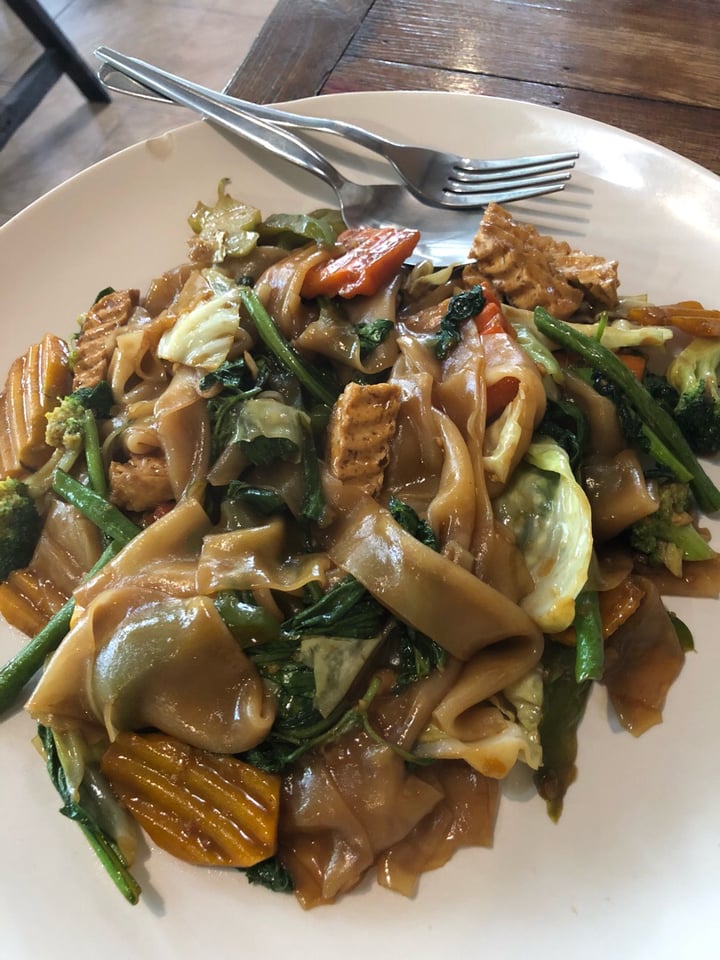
157 268 243 371
300 633 383 718
227 397 310 466
188 178 261 261
504 303 672 351
493 440 592 632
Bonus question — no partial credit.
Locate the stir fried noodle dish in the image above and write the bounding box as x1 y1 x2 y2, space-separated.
1 184 719 908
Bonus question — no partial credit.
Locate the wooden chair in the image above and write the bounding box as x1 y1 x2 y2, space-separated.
1 0 110 149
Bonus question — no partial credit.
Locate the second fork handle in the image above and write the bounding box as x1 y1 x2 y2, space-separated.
96 53 401 157
94 47 351 193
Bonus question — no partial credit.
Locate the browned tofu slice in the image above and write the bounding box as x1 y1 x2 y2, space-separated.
108 454 175 513
464 202 618 320
327 381 402 495
72 288 139 391
545 246 620 308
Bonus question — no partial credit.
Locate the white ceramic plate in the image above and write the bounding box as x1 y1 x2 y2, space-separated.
1 92 719 960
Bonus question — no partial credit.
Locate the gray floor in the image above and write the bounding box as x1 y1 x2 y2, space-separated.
0 0 276 223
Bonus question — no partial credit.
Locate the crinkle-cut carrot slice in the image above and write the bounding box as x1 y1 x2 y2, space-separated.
0 567 65 637
101 732 280 867
0 333 71 476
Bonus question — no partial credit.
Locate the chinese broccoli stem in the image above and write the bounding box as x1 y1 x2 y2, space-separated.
40 724 141 905
214 591 281 644
82 407 107 498
573 588 604 683
52 469 141 545
300 421 326 523
239 286 338 407
0 542 118 714
0 600 72 714
534 642 593 821
281 576 381 638
534 308 720 513
640 425 692 483
1 467 134 714
75 821 141 905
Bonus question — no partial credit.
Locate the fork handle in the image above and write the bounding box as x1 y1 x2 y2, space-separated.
93 47 349 193
222 98 396 156
96 57 401 159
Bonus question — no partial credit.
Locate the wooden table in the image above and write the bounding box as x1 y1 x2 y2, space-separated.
226 0 720 177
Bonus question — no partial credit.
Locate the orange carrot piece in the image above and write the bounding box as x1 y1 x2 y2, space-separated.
473 282 516 338
102 732 281 868
670 314 720 338
478 282 519 418
300 226 420 299
486 376 520 420
475 303 503 332
617 351 647 380
627 302 720 338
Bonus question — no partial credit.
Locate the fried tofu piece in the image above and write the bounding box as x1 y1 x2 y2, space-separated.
72 288 139 390
546 246 620 308
108 454 174 513
327 381 402 495
464 202 618 320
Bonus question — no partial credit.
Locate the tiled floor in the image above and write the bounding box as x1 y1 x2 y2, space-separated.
0 0 277 224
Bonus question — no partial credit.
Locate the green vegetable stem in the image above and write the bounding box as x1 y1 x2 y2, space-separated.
52 470 141 546
214 590 281 645
534 307 720 513
1 463 135 713
534 642 593 821
572 588 604 683
239 286 338 407
39 724 141 905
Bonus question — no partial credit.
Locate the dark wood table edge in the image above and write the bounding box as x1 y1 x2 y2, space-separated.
224 0 374 102
225 0 720 178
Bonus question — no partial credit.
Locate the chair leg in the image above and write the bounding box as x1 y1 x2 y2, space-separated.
5 0 110 103
0 48 64 148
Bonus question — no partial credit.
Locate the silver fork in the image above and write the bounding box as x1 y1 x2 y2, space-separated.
94 47 578 209
92 47 508 265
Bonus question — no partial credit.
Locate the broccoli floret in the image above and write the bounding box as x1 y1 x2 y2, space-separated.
642 370 680 417
533 309 720 513
666 338 720 456
629 481 716 576
45 382 113 450
0 477 42 581
26 382 113 499
45 396 90 452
